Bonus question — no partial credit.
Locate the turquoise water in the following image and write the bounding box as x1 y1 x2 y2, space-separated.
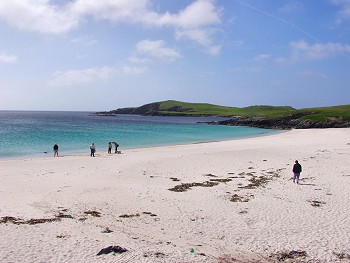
0 111 281 159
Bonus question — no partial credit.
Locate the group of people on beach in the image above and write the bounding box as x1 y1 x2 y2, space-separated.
108 142 119 154
89 142 120 157
53 143 302 183
52 142 120 158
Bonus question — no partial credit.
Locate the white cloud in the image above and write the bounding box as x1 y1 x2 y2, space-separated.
254 54 271 61
157 0 221 29
0 0 80 33
277 40 350 62
168 0 222 54
122 66 147 74
290 40 350 60
175 28 212 47
331 0 350 23
0 53 17 63
71 0 149 23
207 45 221 56
298 70 327 79
127 56 151 64
136 39 181 60
175 27 221 55
49 67 115 86
0 0 222 55
71 35 99 46
0 0 222 51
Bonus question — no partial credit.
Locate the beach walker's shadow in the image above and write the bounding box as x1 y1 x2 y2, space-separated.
291 178 316 186
298 183 316 186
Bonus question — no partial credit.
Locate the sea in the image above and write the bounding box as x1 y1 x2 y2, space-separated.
0 111 282 159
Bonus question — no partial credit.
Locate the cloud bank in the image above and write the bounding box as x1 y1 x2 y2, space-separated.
49 67 116 86
277 40 350 63
0 0 222 53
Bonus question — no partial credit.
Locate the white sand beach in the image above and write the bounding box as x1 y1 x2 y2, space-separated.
1 128 350 262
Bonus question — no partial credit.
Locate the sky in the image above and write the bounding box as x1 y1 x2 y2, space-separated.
0 0 349 111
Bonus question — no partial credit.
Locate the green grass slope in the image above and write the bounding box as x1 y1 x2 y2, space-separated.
295 105 350 122
156 100 295 117
157 101 350 122
158 100 241 116
99 100 350 123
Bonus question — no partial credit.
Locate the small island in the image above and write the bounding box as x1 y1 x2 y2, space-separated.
95 100 350 129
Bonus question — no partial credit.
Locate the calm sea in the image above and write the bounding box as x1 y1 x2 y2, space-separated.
0 111 281 159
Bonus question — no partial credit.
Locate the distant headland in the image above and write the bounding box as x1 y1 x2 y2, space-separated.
95 100 350 129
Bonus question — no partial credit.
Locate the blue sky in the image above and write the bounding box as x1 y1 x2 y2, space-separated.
0 0 349 111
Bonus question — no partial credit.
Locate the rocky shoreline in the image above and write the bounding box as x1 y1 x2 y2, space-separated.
204 116 350 130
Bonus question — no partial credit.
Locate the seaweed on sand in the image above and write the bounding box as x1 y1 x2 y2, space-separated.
119 213 140 218
210 178 232 183
143 212 157 216
333 251 350 260
308 200 326 207
238 175 271 189
143 251 166 258
169 176 233 192
169 177 180 181
84 210 101 217
238 169 281 190
203 173 218 177
230 194 252 202
0 216 61 225
168 181 219 192
270 250 307 261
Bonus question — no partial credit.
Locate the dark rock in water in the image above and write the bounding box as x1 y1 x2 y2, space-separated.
97 246 128 256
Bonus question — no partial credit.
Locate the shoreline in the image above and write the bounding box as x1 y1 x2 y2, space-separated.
0 128 285 161
1 128 350 262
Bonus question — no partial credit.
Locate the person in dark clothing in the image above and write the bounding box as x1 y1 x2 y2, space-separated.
113 142 119 153
108 142 112 154
292 160 302 184
53 144 59 157
90 143 96 157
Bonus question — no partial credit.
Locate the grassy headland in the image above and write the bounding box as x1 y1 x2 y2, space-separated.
96 100 350 123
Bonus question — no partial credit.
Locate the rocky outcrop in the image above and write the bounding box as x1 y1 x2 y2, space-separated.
207 116 350 130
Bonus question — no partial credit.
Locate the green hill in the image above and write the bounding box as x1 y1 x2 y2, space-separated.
293 105 350 122
98 100 296 117
96 100 350 127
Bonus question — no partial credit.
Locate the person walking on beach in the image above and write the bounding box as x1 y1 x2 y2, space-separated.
90 143 96 157
108 142 112 154
292 160 302 184
53 143 59 157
